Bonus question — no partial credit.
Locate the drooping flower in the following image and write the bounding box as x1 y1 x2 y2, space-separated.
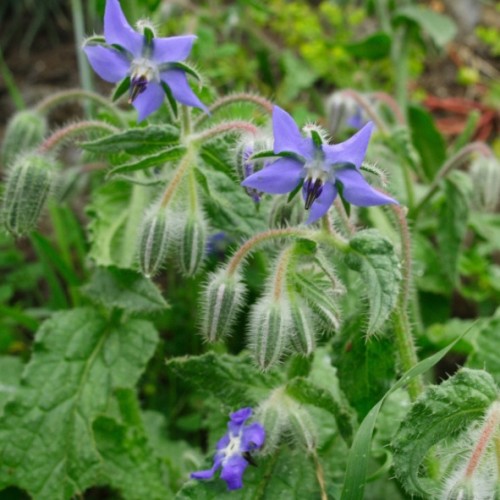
191 407 265 490
242 106 397 223
83 0 207 121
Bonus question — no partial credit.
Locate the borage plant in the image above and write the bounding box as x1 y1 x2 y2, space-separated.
1 0 500 499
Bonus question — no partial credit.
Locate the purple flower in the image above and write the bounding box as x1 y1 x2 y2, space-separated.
242 106 397 223
83 0 207 121
191 407 265 490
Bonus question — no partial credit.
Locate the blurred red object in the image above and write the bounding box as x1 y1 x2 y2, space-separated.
424 95 499 141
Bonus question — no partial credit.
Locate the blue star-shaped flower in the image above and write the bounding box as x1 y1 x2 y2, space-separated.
83 0 207 121
191 407 265 490
242 106 397 223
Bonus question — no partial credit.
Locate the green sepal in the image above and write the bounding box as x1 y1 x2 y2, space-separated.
161 81 178 119
288 178 304 203
159 61 202 82
112 76 131 102
310 129 323 148
143 27 155 45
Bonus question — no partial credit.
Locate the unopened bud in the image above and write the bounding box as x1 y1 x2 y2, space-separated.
470 156 500 213
201 269 246 342
255 389 289 454
289 297 317 356
2 153 56 236
268 195 305 228
179 213 207 276
138 205 176 277
1 110 47 166
249 295 292 370
288 405 317 453
326 91 367 137
293 274 341 332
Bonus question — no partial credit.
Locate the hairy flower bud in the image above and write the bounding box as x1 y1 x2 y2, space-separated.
470 156 500 213
1 110 47 166
326 91 367 136
268 195 305 228
201 269 246 342
138 205 176 277
179 213 207 276
289 296 317 356
248 295 293 370
2 153 56 236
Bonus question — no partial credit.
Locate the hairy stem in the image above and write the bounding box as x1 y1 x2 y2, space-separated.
194 92 273 127
159 148 196 208
341 89 389 134
312 451 328 500
37 121 118 153
190 121 259 145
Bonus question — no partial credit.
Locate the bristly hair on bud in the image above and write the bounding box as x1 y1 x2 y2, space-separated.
138 203 180 278
200 268 247 342
178 212 208 277
1 152 57 237
469 156 500 213
289 294 317 356
1 110 47 167
268 195 306 228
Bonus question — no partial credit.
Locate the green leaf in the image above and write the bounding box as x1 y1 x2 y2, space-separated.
341 325 475 500
167 352 282 407
348 229 401 335
93 390 170 500
285 377 355 445
334 314 395 419
467 310 500 385
394 6 457 48
112 76 131 102
0 308 158 499
177 447 323 499
0 356 23 414
392 368 497 497
408 105 446 181
81 266 169 314
437 171 472 286
107 146 187 178
86 180 151 268
81 125 180 155
345 32 391 60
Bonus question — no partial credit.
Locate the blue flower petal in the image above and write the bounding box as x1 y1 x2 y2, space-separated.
273 106 313 159
242 158 303 194
305 182 338 223
152 35 197 63
220 455 249 490
230 407 253 425
190 455 223 481
161 69 208 112
241 423 266 451
336 168 398 207
104 0 143 57
132 81 165 122
216 434 230 450
83 45 130 83
323 121 374 169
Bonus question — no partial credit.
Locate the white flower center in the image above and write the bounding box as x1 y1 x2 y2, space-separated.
130 58 159 83
222 432 242 465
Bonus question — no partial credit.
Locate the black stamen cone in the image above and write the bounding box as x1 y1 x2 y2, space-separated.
128 75 148 103
304 178 323 210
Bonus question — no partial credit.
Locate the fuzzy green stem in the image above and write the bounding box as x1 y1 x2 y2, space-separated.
227 228 307 276
179 105 192 137
272 245 296 301
371 92 406 125
312 451 328 500
35 89 124 124
187 167 198 212
37 121 118 153
70 0 93 114
190 121 259 146
333 198 356 236
159 148 196 208
194 93 273 128
412 142 493 218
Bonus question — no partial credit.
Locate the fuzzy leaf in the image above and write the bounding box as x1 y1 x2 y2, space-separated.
93 389 170 500
86 180 150 269
0 308 158 499
167 352 282 407
81 266 169 314
467 311 500 385
0 356 23 414
81 125 179 155
341 327 474 500
392 368 497 497
285 377 355 445
437 171 472 286
348 229 401 335
107 146 187 178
